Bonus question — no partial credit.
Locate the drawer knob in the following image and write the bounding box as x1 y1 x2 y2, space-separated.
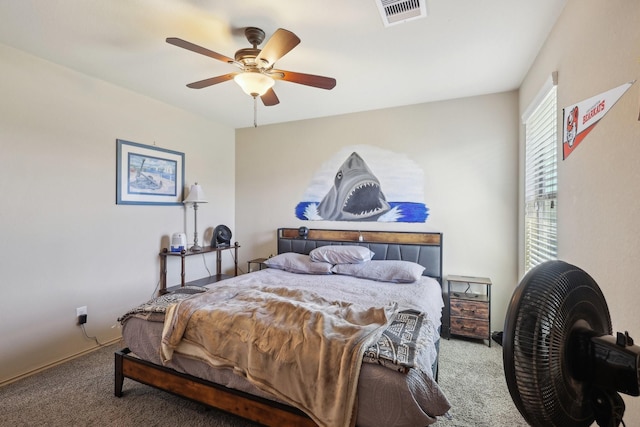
461 309 476 314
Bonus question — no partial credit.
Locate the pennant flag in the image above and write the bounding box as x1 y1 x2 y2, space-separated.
562 81 634 160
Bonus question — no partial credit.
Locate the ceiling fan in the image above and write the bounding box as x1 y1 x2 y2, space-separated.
166 27 337 109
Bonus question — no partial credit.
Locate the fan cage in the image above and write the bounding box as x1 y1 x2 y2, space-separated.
213 225 232 247
504 261 611 427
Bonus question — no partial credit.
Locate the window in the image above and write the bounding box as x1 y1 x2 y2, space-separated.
523 81 557 272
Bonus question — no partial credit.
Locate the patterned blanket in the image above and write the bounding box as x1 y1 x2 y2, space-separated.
117 287 206 323
363 309 430 374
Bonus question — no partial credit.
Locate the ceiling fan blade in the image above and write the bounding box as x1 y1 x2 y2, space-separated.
186 73 237 89
261 88 280 106
255 29 300 67
270 70 336 90
166 37 234 64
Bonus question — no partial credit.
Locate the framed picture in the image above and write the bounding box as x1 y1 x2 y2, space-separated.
116 139 185 205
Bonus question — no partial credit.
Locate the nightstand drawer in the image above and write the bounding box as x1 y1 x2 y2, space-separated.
450 299 489 320
450 317 490 339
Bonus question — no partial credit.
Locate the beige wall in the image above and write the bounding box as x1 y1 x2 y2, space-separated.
519 0 640 420
0 43 235 384
5 0 639 421
236 91 520 336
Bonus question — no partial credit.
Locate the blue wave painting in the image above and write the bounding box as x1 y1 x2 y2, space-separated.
296 201 429 222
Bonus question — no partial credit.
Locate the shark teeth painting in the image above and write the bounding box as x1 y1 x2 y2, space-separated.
296 145 429 223
316 152 391 221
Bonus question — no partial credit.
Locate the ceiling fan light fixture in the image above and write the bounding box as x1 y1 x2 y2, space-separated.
234 72 274 97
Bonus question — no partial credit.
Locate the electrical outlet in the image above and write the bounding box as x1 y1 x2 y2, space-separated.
77 306 88 325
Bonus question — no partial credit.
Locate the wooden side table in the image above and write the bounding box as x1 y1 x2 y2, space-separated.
159 243 239 295
447 275 492 347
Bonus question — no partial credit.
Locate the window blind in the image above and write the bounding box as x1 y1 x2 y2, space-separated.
524 85 557 272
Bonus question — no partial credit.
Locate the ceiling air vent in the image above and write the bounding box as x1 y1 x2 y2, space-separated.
376 0 427 27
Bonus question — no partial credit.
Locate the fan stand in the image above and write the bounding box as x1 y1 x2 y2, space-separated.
591 389 625 427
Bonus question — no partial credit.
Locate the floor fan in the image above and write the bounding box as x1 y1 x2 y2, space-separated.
503 260 640 427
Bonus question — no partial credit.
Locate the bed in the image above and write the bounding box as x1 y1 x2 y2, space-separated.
115 228 450 427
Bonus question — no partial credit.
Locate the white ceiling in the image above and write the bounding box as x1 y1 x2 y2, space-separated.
0 0 566 129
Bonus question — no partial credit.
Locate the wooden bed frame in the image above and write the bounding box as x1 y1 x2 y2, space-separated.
115 228 443 427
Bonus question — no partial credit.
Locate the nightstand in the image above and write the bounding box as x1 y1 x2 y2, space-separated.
247 257 268 273
447 275 492 347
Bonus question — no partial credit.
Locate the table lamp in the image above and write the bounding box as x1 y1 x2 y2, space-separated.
183 183 207 251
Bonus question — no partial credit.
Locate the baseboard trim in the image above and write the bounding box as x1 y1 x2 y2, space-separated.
0 337 121 387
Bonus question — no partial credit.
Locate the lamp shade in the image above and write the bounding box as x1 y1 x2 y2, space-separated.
183 183 207 204
234 72 275 97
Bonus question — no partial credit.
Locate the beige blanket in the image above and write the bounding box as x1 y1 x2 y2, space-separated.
160 284 396 427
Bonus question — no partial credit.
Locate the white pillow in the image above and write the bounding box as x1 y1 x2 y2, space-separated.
264 253 333 275
331 260 425 283
309 245 374 264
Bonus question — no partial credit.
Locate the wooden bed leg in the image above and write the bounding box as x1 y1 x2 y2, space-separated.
114 349 126 397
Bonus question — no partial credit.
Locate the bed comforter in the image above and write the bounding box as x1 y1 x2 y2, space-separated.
161 284 395 427
120 268 451 427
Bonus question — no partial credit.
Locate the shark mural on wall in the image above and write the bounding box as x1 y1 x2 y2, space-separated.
316 152 391 221
296 145 429 223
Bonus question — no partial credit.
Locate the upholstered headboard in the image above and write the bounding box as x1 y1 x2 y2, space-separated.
277 228 443 285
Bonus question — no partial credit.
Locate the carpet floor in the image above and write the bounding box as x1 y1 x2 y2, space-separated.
437 337 528 426
1 337 527 426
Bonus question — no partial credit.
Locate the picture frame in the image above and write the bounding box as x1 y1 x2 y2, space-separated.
116 139 185 205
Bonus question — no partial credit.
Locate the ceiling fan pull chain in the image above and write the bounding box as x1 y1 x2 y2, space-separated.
253 96 258 127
